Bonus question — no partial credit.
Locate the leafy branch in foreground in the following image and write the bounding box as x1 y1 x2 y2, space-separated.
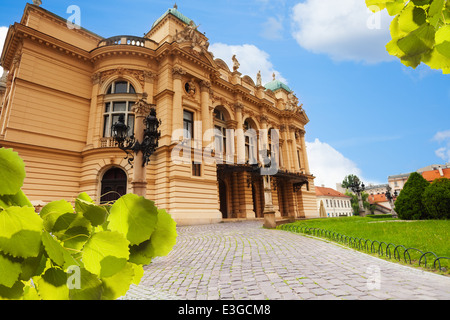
366 0 450 73
0 147 177 300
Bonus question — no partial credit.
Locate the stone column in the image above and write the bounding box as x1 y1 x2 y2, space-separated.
299 129 310 175
289 125 300 172
235 103 245 164
131 94 153 197
172 67 186 140
85 72 101 150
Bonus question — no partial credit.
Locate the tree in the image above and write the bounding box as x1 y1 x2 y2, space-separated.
394 172 430 219
366 0 450 74
422 177 450 219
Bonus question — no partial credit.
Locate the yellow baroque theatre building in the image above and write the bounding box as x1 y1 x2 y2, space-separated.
0 4 319 225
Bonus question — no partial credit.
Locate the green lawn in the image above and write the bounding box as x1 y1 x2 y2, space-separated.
278 216 450 273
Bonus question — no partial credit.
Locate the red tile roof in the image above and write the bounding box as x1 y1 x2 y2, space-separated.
421 168 450 182
368 194 387 203
315 186 351 198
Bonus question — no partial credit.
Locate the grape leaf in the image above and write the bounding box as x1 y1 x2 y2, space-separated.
129 209 177 264
0 254 22 288
0 281 25 300
82 231 130 278
75 198 107 227
0 189 33 208
108 194 158 246
39 200 74 233
68 268 103 300
0 206 43 258
101 262 135 300
0 148 26 196
36 267 69 300
41 231 78 269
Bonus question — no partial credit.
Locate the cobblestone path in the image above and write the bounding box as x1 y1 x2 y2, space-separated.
122 221 450 300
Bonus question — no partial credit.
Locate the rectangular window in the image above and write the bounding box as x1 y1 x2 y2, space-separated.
192 162 201 176
297 150 302 168
103 115 110 137
183 110 194 139
113 101 127 112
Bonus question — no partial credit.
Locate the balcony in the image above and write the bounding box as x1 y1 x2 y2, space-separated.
98 36 156 49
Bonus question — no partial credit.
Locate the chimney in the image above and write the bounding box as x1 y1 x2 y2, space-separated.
438 167 444 177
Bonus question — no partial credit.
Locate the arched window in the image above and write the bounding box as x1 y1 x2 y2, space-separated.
244 119 257 164
100 167 127 203
103 80 137 138
214 108 227 156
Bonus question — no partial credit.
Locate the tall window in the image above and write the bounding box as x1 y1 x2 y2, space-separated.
183 110 194 140
103 80 136 137
244 120 257 164
214 109 227 155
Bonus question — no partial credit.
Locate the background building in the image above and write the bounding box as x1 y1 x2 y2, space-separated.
0 4 318 225
315 186 352 217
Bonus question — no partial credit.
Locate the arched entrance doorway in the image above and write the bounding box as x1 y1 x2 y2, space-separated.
218 179 228 218
100 167 127 203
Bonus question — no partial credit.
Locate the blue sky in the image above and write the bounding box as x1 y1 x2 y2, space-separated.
1 0 449 188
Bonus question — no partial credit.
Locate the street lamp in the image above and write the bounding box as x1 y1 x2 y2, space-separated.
112 93 161 196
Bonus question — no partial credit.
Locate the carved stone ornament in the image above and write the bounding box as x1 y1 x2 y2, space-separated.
172 66 186 79
132 93 154 116
232 55 240 72
174 20 210 55
100 68 147 89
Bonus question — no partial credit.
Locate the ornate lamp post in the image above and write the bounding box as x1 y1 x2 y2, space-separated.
385 186 398 218
112 93 161 196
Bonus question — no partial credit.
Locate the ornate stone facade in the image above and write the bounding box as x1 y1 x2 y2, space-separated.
0 4 319 225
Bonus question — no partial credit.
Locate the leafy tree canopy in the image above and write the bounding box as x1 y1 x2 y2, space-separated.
366 0 450 73
394 172 430 219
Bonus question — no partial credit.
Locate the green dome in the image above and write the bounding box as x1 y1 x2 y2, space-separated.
151 7 193 29
264 79 291 93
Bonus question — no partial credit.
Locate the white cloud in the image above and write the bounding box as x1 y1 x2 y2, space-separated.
433 130 450 162
291 0 394 64
209 43 287 85
306 138 363 188
0 26 8 74
261 16 284 40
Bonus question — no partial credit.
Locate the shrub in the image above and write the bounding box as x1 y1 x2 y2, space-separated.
395 172 429 220
422 178 450 220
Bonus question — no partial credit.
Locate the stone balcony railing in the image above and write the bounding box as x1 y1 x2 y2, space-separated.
98 35 156 49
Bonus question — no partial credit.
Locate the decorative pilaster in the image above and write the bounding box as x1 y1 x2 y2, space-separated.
172 67 186 138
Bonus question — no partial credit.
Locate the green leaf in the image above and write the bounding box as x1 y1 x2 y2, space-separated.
77 192 95 203
149 209 177 258
101 263 135 300
0 148 26 196
36 267 69 300
386 0 406 16
0 254 22 288
0 281 24 300
75 198 107 227
129 209 177 264
397 23 435 60
39 200 74 232
68 268 103 300
41 231 78 269
108 194 158 246
82 231 130 278
0 189 33 208
0 206 43 258
398 4 426 33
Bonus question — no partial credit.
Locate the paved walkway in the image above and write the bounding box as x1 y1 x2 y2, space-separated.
122 221 450 300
